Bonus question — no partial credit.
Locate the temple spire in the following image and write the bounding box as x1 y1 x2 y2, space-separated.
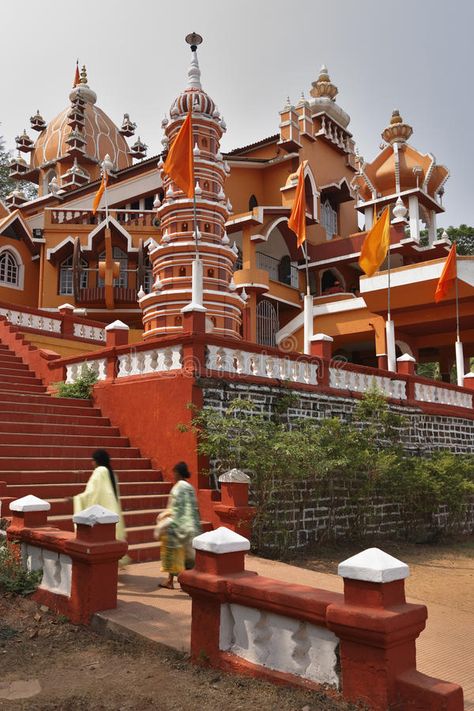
73 60 80 88
185 32 203 89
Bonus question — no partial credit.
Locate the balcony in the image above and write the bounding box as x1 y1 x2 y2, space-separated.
46 209 157 229
256 252 299 289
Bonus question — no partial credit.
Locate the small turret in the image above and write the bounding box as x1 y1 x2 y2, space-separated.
310 64 338 101
15 129 34 153
30 110 46 132
130 136 147 160
61 157 90 190
5 187 28 210
9 153 29 179
120 113 136 137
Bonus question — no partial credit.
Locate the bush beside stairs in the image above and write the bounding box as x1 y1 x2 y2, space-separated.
0 335 173 562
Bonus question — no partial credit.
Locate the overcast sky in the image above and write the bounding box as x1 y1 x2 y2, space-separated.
1 0 472 227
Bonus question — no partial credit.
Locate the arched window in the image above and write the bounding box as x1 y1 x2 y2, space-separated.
248 194 258 210
59 255 88 295
98 247 128 288
321 199 338 240
43 169 56 195
0 250 20 288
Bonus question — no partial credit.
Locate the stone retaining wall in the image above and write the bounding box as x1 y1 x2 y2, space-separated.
198 378 474 548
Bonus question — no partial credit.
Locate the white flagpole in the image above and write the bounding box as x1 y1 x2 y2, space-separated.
454 252 465 386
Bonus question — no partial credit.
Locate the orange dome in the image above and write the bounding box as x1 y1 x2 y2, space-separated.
31 102 131 171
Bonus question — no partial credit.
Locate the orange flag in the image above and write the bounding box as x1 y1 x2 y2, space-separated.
92 171 108 215
359 206 391 276
163 109 194 199
288 162 307 249
435 243 457 303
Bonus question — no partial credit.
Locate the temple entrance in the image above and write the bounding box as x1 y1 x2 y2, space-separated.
256 298 278 347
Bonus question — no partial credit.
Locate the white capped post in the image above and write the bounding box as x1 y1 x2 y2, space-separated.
181 258 206 313
303 293 313 355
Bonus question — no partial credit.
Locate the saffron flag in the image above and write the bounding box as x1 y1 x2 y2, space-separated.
92 171 108 215
359 206 391 277
163 109 194 198
288 162 307 249
435 243 457 303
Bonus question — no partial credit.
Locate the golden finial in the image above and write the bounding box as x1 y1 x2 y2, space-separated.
381 110 413 145
80 65 88 85
310 64 338 101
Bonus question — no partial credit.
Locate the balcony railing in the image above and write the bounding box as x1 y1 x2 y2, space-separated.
47 209 157 228
256 252 299 289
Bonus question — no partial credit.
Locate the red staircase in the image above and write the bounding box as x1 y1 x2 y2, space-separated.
0 341 170 562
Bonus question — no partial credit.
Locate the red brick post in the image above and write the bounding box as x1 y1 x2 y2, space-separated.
179 527 250 664
58 303 75 338
65 505 128 624
326 548 464 711
310 334 333 386
9 494 51 528
463 372 474 391
213 469 256 539
105 320 129 348
397 353 417 400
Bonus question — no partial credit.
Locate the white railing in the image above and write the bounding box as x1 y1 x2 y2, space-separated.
65 359 107 383
220 603 339 688
72 322 106 343
206 345 318 385
116 346 183 378
329 367 407 400
414 382 472 409
0 307 61 334
21 543 72 597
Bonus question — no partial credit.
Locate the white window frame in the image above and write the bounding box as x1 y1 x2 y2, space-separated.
0 246 24 290
321 199 338 240
59 255 88 296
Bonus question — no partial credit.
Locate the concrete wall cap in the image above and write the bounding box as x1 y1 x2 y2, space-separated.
193 526 251 554
311 333 334 342
10 495 51 513
397 354 416 362
105 320 130 331
338 547 409 583
464 372 474 379
218 468 251 484
73 505 119 526
58 303 75 311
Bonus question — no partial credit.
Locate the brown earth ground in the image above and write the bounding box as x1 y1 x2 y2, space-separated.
287 538 474 614
0 594 362 711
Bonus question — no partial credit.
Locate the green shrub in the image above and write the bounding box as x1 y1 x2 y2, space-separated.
56 366 98 399
0 535 42 596
182 390 474 554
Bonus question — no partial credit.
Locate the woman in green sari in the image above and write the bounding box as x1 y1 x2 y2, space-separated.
155 462 201 589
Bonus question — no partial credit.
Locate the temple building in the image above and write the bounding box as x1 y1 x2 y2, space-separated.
1 46 473 374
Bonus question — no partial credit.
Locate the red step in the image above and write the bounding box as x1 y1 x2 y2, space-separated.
128 542 162 563
0 432 130 447
0 444 141 459
0 336 173 562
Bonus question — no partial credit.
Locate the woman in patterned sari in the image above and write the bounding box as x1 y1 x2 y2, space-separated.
155 462 201 589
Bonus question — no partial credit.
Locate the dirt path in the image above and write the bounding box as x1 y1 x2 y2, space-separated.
288 539 474 613
0 595 361 711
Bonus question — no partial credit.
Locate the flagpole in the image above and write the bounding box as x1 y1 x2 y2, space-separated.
454 250 465 385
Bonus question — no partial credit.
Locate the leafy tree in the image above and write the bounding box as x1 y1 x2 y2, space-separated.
0 132 37 202
420 225 474 254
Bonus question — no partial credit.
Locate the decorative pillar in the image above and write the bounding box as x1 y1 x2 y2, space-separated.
364 206 374 231
408 195 420 243
397 353 416 400
179 527 250 664
428 210 437 245
386 318 397 372
303 293 314 355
